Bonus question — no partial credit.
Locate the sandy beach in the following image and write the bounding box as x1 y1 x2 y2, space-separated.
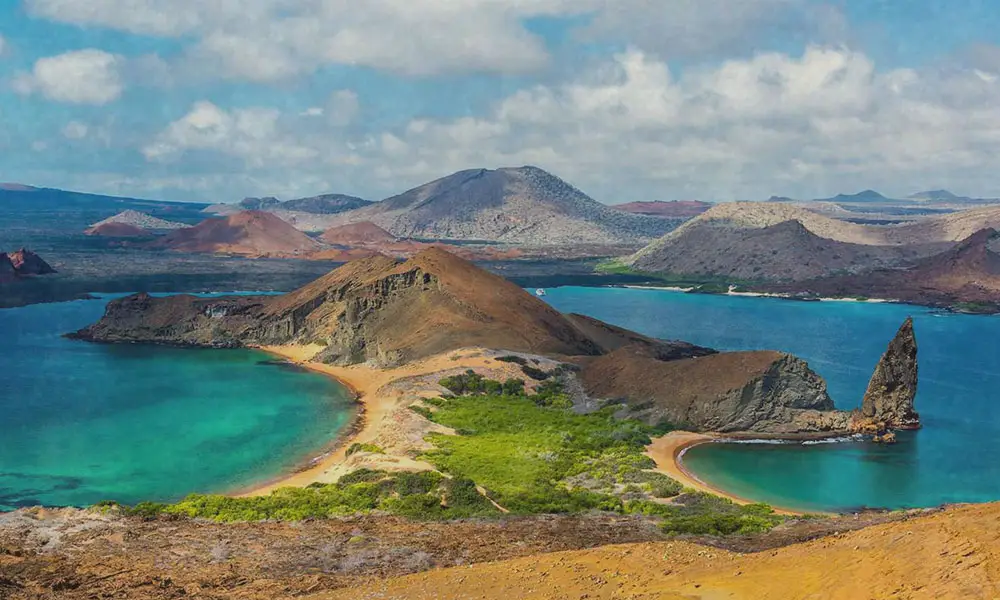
646 432 803 516
240 345 555 496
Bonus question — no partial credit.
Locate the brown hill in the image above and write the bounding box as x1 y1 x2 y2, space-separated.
148 211 322 258
321 166 674 245
579 344 851 434
771 228 1000 308
627 219 931 281
612 200 711 219
319 222 397 246
85 222 151 237
75 248 606 365
8 249 56 275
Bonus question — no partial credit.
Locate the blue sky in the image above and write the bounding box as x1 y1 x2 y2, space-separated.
2 0 1000 204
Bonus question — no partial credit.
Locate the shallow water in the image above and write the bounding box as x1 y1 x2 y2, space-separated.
544 287 1000 512
0 296 354 510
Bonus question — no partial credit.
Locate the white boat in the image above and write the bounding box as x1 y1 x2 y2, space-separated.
535 288 547 297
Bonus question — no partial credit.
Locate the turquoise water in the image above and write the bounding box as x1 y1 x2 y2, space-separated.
0 297 355 510
544 287 1000 512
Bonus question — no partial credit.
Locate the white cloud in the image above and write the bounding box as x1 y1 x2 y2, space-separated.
24 0 560 80
62 121 89 140
12 49 124 105
143 101 320 167
109 45 1000 203
361 46 1000 201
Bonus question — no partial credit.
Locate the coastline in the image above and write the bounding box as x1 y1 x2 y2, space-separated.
237 346 811 516
646 432 805 516
236 345 548 497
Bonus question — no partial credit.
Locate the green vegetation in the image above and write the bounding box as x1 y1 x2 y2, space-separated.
628 493 784 535
346 442 385 456
419 378 678 514
98 470 497 522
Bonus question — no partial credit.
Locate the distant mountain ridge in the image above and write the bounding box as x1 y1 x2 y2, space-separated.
611 200 711 219
320 166 675 245
209 193 373 216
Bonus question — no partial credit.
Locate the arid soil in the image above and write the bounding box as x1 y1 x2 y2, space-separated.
0 505 928 600
323 503 998 600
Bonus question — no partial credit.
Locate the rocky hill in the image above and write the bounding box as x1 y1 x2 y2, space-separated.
1 248 56 281
85 222 152 237
768 228 1000 309
626 219 932 281
7 249 56 275
87 210 189 232
319 222 397 246
320 166 675 245
147 211 322 258
611 200 711 219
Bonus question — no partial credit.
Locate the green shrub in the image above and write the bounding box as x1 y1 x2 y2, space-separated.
496 355 528 365
521 365 551 381
346 442 385 456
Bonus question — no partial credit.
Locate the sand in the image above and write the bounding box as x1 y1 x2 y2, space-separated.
317 501 1000 600
241 345 548 496
646 432 804 516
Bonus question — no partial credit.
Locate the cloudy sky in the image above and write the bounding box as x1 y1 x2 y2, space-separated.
2 0 1000 204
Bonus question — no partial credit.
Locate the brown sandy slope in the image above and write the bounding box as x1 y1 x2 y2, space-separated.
84 222 150 237
769 228 1000 308
612 200 712 219
148 210 322 257
325 502 1000 600
628 219 933 281
319 221 397 245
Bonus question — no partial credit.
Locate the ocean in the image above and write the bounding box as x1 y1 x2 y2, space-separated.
543 286 1000 513
0 296 354 510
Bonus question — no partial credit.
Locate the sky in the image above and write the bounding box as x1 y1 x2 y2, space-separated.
3 0 1000 204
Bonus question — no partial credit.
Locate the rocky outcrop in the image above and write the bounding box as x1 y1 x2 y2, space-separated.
858 317 920 429
580 344 852 434
7 249 56 275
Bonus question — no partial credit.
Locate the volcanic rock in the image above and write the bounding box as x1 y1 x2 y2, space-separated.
579 344 851 434
859 317 920 429
9 249 56 275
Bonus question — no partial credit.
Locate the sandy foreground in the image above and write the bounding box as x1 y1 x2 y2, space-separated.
315 501 1000 600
